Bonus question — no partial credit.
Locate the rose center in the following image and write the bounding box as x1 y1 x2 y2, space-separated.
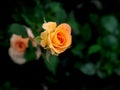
16 41 25 50
57 33 65 44
19 42 24 48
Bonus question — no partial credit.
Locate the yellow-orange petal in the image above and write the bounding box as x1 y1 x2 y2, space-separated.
40 31 48 48
42 22 57 32
55 23 71 34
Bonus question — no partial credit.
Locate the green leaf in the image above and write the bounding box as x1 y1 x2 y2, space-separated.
101 15 118 33
114 66 120 76
74 62 82 69
0 81 18 90
56 9 67 23
21 14 34 27
68 12 80 35
105 51 118 63
80 62 96 75
34 6 45 20
46 76 57 83
4 81 10 89
24 41 37 62
46 2 61 12
97 71 107 78
71 43 85 58
81 24 92 42
34 36 41 45
89 13 99 25
24 49 36 62
44 54 59 75
88 44 101 55
102 63 113 75
102 35 118 50
45 2 67 23
8 23 28 37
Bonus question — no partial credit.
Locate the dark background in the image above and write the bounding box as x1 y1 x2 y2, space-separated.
0 0 120 90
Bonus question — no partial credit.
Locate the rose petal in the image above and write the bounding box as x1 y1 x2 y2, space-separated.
36 47 41 60
24 26 37 47
55 23 71 34
24 26 34 38
40 31 48 48
42 22 57 32
8 47 26 65
10 34 29 53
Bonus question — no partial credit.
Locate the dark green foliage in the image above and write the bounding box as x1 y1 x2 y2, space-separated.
1 0 120 89
24 41 37 62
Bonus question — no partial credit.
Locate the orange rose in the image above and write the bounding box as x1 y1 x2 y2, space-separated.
40 22 72 55
10 34 29 53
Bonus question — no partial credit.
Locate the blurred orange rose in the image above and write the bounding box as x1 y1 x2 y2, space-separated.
9 26 42 64
8 34 29 64
40 22 72 55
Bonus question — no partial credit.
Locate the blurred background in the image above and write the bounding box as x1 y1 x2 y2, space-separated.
1 0 120 90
